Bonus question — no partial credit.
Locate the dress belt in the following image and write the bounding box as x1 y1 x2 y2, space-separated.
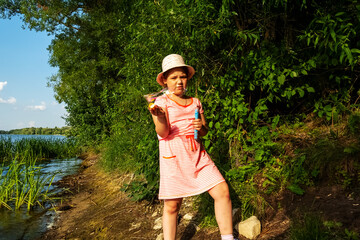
159 134 198 152
186 135 197 151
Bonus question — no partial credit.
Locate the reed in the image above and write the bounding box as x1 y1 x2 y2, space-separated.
0 136 81 211
0 152 56 211
0 137 13 161
0 137 79 163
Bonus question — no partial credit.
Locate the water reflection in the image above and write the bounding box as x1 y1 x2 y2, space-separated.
0 206 54 240
39 158 83 190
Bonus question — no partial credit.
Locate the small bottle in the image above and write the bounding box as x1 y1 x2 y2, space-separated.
194 109 199 140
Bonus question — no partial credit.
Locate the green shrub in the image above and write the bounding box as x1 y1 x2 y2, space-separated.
290 214 330 240
348 113 360 137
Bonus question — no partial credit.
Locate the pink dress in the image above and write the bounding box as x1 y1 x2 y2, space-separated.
155 94 225 199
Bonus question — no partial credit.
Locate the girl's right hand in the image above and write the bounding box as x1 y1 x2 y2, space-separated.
149 104 166 117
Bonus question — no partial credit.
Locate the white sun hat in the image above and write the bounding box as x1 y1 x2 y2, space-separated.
156 54 195 87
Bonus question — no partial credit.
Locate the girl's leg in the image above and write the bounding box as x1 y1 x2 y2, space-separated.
163 198 183 240
208 182 233 236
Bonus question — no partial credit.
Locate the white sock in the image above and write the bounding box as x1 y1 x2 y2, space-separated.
221 234 234 240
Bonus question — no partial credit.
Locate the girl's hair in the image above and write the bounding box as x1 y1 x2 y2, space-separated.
163 66 189 80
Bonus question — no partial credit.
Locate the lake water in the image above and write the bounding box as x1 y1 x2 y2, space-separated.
0 134 66 142
0 134 83 240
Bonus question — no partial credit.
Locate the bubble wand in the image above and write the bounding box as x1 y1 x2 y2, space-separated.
194 109 199 140
144 88 170 108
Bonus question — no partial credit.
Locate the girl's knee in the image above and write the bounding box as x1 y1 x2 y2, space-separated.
209 182 231 201
164 199 182 215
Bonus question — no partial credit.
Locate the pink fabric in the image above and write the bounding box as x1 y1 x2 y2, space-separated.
155 94 225 199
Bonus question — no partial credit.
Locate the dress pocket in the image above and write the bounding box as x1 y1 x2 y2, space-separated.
160 155 178 177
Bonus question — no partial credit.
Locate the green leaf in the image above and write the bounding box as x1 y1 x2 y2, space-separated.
287 184 305 195
330 28 336 42
314 36 319 47
345 47 353 62
335 12 345 17
308 59 316 68
324 104 332 111
278 75 285 85
307 87 315 93
290 71 298 78
340 50 345 63
205 140 210 149
298 88 305 97
271 115 280 129
249 83 255 91
255 150 264 161
351 48 360 54
215 122 220 129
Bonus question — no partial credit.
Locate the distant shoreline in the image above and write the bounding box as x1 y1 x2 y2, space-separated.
0 126 71 136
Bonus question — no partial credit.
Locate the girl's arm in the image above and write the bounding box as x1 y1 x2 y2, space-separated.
149 105 169 138
193 113 208 137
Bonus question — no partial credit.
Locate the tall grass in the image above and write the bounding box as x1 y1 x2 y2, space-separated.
0 152 56 211
0 137 81 211
290 214 359 240
0 137 80 163
290 214 330 240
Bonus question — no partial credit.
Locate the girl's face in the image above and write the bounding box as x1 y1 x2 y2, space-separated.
163 67 188 96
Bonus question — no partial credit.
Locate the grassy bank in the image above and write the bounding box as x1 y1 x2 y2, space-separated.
0 152 56 211
0 137 82 211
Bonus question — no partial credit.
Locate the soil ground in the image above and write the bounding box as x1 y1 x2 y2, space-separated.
39 155 360 240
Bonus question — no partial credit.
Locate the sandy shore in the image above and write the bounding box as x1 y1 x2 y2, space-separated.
38 155 223 240
39 154 359 240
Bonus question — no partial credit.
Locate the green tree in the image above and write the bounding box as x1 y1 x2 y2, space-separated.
1 0 130 144
1 0 359 205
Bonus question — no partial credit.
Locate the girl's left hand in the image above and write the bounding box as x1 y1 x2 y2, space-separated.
193 119 203 131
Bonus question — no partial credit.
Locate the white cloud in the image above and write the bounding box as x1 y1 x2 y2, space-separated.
26 101 46 111
0 81 16 104
0 81 7 91
28 121 36 128
0 97 16 104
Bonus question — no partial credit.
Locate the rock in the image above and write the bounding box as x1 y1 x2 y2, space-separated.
156 233 164 240
183 213 193 221
153 217 162 230
129 222 141 231
235 216 261 240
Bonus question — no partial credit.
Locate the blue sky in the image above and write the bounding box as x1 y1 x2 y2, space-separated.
0 16 67 131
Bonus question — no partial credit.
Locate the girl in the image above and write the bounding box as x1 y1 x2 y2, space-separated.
149 54 235 240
